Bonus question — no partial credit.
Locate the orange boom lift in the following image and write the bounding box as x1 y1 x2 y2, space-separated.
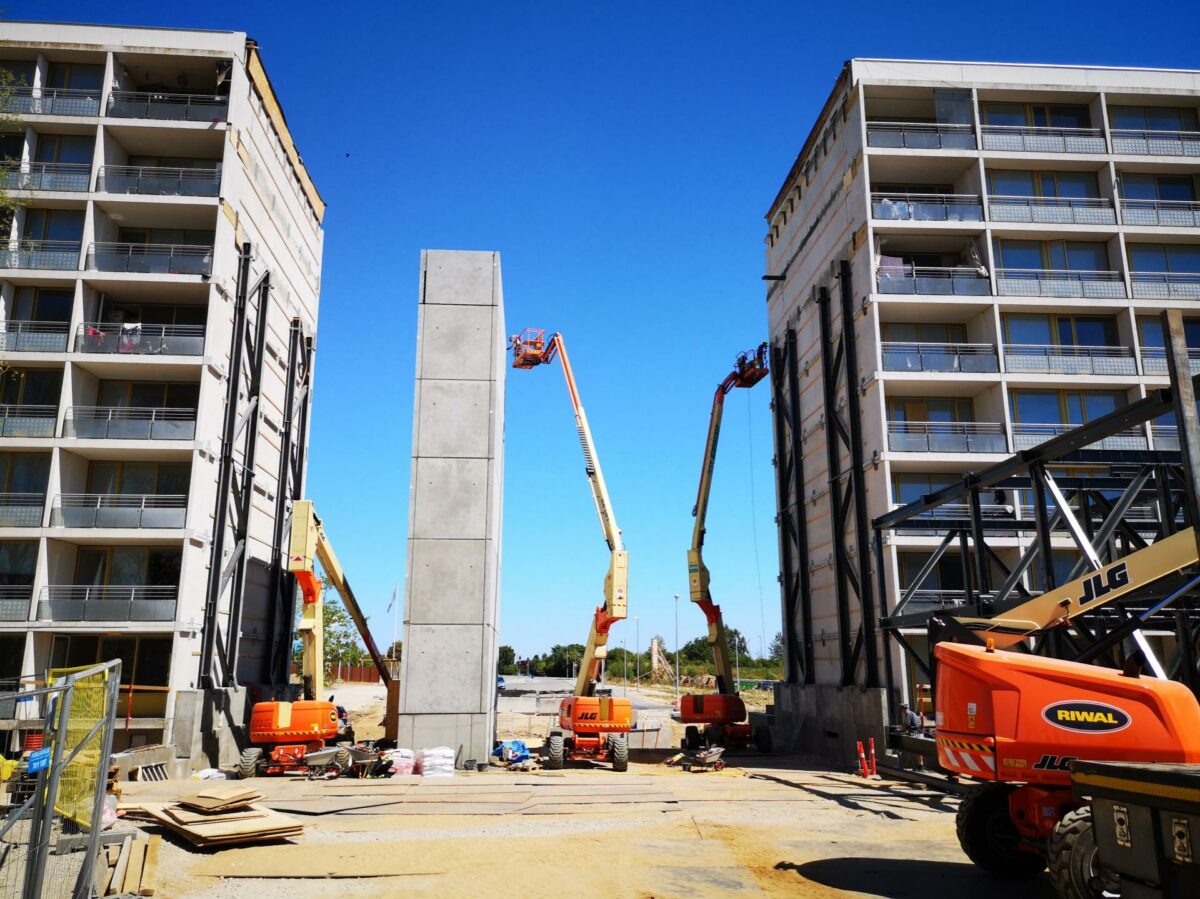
511 329 632 771
679 343 771 752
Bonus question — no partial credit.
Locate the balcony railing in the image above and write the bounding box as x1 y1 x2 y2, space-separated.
891 502 1015 536
0 86 100 117
871 192 983 222
0 585 33 622
0 493 46 527
1141 346 1200 376
75 322 206 356
1003 344 1138 376
64 406 196 440
1130 272 1200 300
1110 129 1200 157
988 195 1116 226
0 405 57 437
887 421 1006 453
0 162 91 193
1012 423 1148 451
97 165 221 197
51 493 187 529
876 265 991 296
1153 425 1182 451
1120 198 1200 228
0 320 70 353
0 240 81 271
881 342 999 373
980 125 1106 154
86 242 213 276
37 585 177 622
107 91 228 122
996 269 1126 299
898 589 972 610
866 122 976 150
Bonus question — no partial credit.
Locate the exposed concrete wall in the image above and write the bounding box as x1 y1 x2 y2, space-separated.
767 683 887 768
396 250 505 768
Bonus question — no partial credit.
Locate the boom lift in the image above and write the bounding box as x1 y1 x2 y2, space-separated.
680 343 771 752
510 329 632 771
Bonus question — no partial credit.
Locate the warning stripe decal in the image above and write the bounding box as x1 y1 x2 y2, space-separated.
937 737 994 754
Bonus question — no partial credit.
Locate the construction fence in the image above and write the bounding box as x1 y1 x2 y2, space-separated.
0 660 121 899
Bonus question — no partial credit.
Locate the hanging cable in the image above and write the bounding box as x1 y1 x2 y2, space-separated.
747 389 768 660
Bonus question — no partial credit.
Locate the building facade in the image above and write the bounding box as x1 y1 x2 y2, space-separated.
764 59 1200 760
0 22 324 764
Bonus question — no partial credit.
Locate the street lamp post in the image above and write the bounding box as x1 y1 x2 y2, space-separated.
735 634 741 689
674 593 680 708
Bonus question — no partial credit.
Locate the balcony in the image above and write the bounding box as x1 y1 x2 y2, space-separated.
1011 423 1147 451
1130 272 1200 301
871 193 983 222
988 195 1116 226
0 585 33 621
0 405 57 438
1152 425 1181 451
106 91 228 122
0 240 81 271
37 585 177 622
892 502 1015 536
0 86 100 117
0 162 91 193
1141 347 1200 376
980 125 1106 154
86 242 212 276
1121 199 1200 229
1003 344 1138 376
50 494 187 529
97 165 221 197
996 269 1126 299
1110 129 1200 157
866 122 976 150
75 322 205 356
64 406 196 441
898 589 971 611
0 321 70 353
887 421 1006 453
881 342 999 373
876 266 991 296
0 493 46 527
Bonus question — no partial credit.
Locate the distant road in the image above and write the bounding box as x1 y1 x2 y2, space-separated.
503 675 673 712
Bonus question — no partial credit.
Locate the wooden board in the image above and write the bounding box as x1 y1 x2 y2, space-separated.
141 804 304 847
122 839 147 895
265 798 409 816
139 835 161 897
106 836 132 897
164 805 269 825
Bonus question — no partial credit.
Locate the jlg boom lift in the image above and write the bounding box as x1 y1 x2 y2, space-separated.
511 329 632 771
680 343 771 752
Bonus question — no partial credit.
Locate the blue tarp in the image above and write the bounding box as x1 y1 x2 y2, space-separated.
492 740 531 763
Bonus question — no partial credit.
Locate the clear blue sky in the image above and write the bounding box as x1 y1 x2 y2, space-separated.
14 2 1200 659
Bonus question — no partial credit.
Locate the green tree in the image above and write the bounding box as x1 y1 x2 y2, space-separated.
1 62 24 229
725 627 750 659
768 631 784 662
384 640 403 662
322 595 365 681
498 645 517 675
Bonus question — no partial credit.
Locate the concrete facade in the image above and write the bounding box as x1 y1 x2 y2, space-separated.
396 250 504 767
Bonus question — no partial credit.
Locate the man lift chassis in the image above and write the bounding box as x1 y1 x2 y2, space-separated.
511 329 633 771
680 343 771 752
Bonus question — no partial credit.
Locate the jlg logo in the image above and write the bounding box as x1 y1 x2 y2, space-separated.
578 712 598 720
1043 700 1131 733
1033 754 1077 771
1077 562 1129 606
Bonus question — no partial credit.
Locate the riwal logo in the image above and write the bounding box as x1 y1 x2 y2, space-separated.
1042 700 1131 734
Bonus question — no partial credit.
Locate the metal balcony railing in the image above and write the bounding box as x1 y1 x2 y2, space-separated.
996 269 1126 299
0 320 70 353
0 240 81 271
876 265 991 296
0 493 46 527
866 122 976 150
51 493 187 529
0 162 91 193
1120 198 1200 228
1110 129 1200 157
106 90 228 122
890 502 1016 535
1003 344 1138 376
981 125 1106 154
1141 346 1200 376
1152 425 1182 451
881 342 999 373
871 192 983 222
887 420 1007 453
64 406 196 440
75 322 205 356
898 589 973 610
86 242 213 276
0 86 101 117
0 585 33 622
0 405 57 437
37 585 177 622
97 164 221 197
1130 271 1200 300
988 195 1116 226
1011 423 1148 451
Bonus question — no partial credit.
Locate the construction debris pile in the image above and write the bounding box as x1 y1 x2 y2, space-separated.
121 783 304 847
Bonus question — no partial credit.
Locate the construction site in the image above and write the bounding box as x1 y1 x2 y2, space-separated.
4 19 1200 899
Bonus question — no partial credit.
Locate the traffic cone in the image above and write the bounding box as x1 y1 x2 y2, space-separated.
868 737 878 777
856 740 869 778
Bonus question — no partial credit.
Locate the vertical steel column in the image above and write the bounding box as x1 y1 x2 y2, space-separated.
968 483 991 613
787 328 815 685
875 527 897 720
1164 309 1200 553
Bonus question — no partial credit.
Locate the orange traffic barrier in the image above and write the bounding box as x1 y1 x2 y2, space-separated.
868 737 878 776
856 740 869 778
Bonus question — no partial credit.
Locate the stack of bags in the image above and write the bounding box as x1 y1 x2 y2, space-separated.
385 747 416 775
419 746 455 777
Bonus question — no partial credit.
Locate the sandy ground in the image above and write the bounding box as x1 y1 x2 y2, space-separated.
116 755 1060 899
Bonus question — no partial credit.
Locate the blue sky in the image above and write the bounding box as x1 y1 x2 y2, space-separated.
14 1 1200 659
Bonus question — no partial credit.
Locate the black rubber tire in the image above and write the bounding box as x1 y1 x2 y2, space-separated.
1049 807 1115 899
754 726 773 754
546 734 564 770
956 784 1046 879
610 733 629 772
684 726 700 751
237 747 262 780
707 725 726 748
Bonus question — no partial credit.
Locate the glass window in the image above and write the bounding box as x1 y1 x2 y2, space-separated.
1168 245 1200 274
24 209 84 242
146 550 181 586
1139 317 1200 348
1121 173 1158 201
1129 244 1168 273
99 637 137 685
1005 314 1053 344
994 239 1044 270
33 134 93 165
1071 317 1115 346
1047 105 1090 128
989 170 1035 195
1155 176 1197 202
76 549 107 585
1012 391 1063 423
0 542 37 583
109 549 144 585
1064 242 1108 271
64 636 99 669
13 288 72 322
134 637 171 686
1110 106 1147 130
0 453 50 493
1053 172 1100 199
0 370 61 406
985 103 1027 127
892 473 957 504
46 62 102 91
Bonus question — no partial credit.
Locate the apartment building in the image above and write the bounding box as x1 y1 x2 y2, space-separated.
0 22 324 764
764 59 1200 758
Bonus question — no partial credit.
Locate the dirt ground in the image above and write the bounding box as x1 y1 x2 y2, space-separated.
117 755 1060 899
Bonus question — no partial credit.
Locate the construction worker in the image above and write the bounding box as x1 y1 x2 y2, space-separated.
899 702 923 732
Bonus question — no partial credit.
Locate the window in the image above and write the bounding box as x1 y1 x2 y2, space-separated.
75 546 181 587
54 635 171 687
45 62 103 91
33 134 93 165
0 541 36 585
984 103 1091 128
1003 313 1117 346
1029 550 1083 592
1110 105 1199 133
0 453 49 494
1010 389 1126 424
97 381 199 409
86 461 189 496
993 239 1109 272
23 209 84 242
117 227 214 247
1128 244 1200 274
99 302 206 327
0 61 34 86
892 472 957 505
0 133 22 163
0 369 61 406
898 552 965 592
887 397 974 422
1138 317 1200 348
1120 173 1198 203
988 170 1100 198
126 155 220 170
12 287 72 322
881 322 967 343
